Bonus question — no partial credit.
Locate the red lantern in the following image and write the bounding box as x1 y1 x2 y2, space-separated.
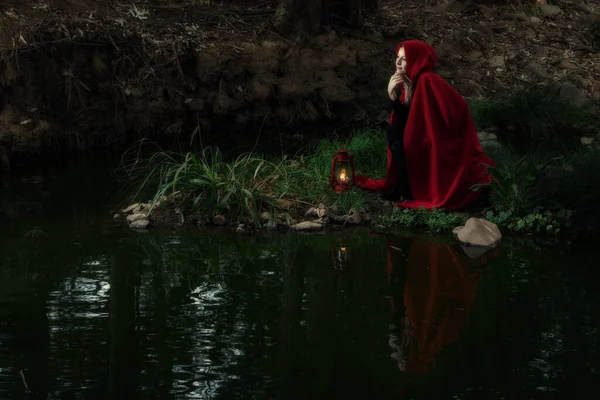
330 149 356 193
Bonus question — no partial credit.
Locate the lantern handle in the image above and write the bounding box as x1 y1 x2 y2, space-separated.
330 154 337 187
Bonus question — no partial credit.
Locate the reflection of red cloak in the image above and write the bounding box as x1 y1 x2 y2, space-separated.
387 236 497 374
356 40 495 210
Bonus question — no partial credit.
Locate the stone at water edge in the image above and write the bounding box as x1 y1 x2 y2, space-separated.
260 211 271 223
453 217 502 247
130 219 150 230
291 221 324 231
305 207 319 218
213 215 228 226
121 203 140 214
127 213 148 224
581 137 595 146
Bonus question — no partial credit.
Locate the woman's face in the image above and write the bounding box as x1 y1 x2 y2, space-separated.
396 47 407 75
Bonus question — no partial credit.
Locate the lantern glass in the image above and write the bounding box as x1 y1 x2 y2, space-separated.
334 162 351 186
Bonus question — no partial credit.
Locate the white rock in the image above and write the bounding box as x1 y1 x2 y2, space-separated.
305 207 319 218
126 213 147 224
130 219 150 229
453 217 501 247
581 136 595 145
291 221 324 231
213 215 228 226
122 203 140 214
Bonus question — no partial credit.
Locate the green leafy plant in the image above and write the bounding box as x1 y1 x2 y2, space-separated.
471 154 562 215
377 207 467 233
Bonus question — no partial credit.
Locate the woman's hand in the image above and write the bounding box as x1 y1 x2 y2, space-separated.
388 72 404 101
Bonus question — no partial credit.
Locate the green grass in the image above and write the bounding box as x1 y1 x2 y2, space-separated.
119 129 388 225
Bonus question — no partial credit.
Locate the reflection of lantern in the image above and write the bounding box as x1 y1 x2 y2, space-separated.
331 243 350 270
330 149 356 193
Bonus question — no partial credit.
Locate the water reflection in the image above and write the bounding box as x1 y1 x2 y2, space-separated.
385 236 497 374
1 224 600 399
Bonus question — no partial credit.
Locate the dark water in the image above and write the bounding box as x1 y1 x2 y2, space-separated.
1 155 600 399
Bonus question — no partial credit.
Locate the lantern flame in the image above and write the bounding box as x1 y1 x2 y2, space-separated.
339 168 348 183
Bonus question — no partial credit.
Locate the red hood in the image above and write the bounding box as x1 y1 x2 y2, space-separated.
395 40 438 83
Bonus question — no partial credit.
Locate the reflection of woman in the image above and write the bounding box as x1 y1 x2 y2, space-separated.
386 236 497 374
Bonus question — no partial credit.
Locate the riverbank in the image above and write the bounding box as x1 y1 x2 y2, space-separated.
116 104 600 243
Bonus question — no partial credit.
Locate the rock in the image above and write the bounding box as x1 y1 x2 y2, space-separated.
347 208 362 225
581 136 595 145
559 82 590 108
126 213 147 224
291 221 324 231
453 217 502 247
130 219 150 229
317 207 328 218
236 224 247 234
314 217 330 225
488 55 506 70
113 213 121 221
328 214 347 225
277 213 294 227
305 207 319 218
538 4 562 17
362 212 372 224
530 16 542 24
260 211 271 223
213 215 228 226
122 203 141 214
525 61 550 79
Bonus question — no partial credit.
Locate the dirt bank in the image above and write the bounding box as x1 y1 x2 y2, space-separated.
0 0 394 166
1 0 599 166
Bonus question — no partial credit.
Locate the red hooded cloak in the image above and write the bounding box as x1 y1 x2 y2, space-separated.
356 40 495 210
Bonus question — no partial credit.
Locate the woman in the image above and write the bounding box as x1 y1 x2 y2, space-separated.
356 40 495 210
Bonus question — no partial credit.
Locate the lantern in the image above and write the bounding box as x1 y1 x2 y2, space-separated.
330 149 356 193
